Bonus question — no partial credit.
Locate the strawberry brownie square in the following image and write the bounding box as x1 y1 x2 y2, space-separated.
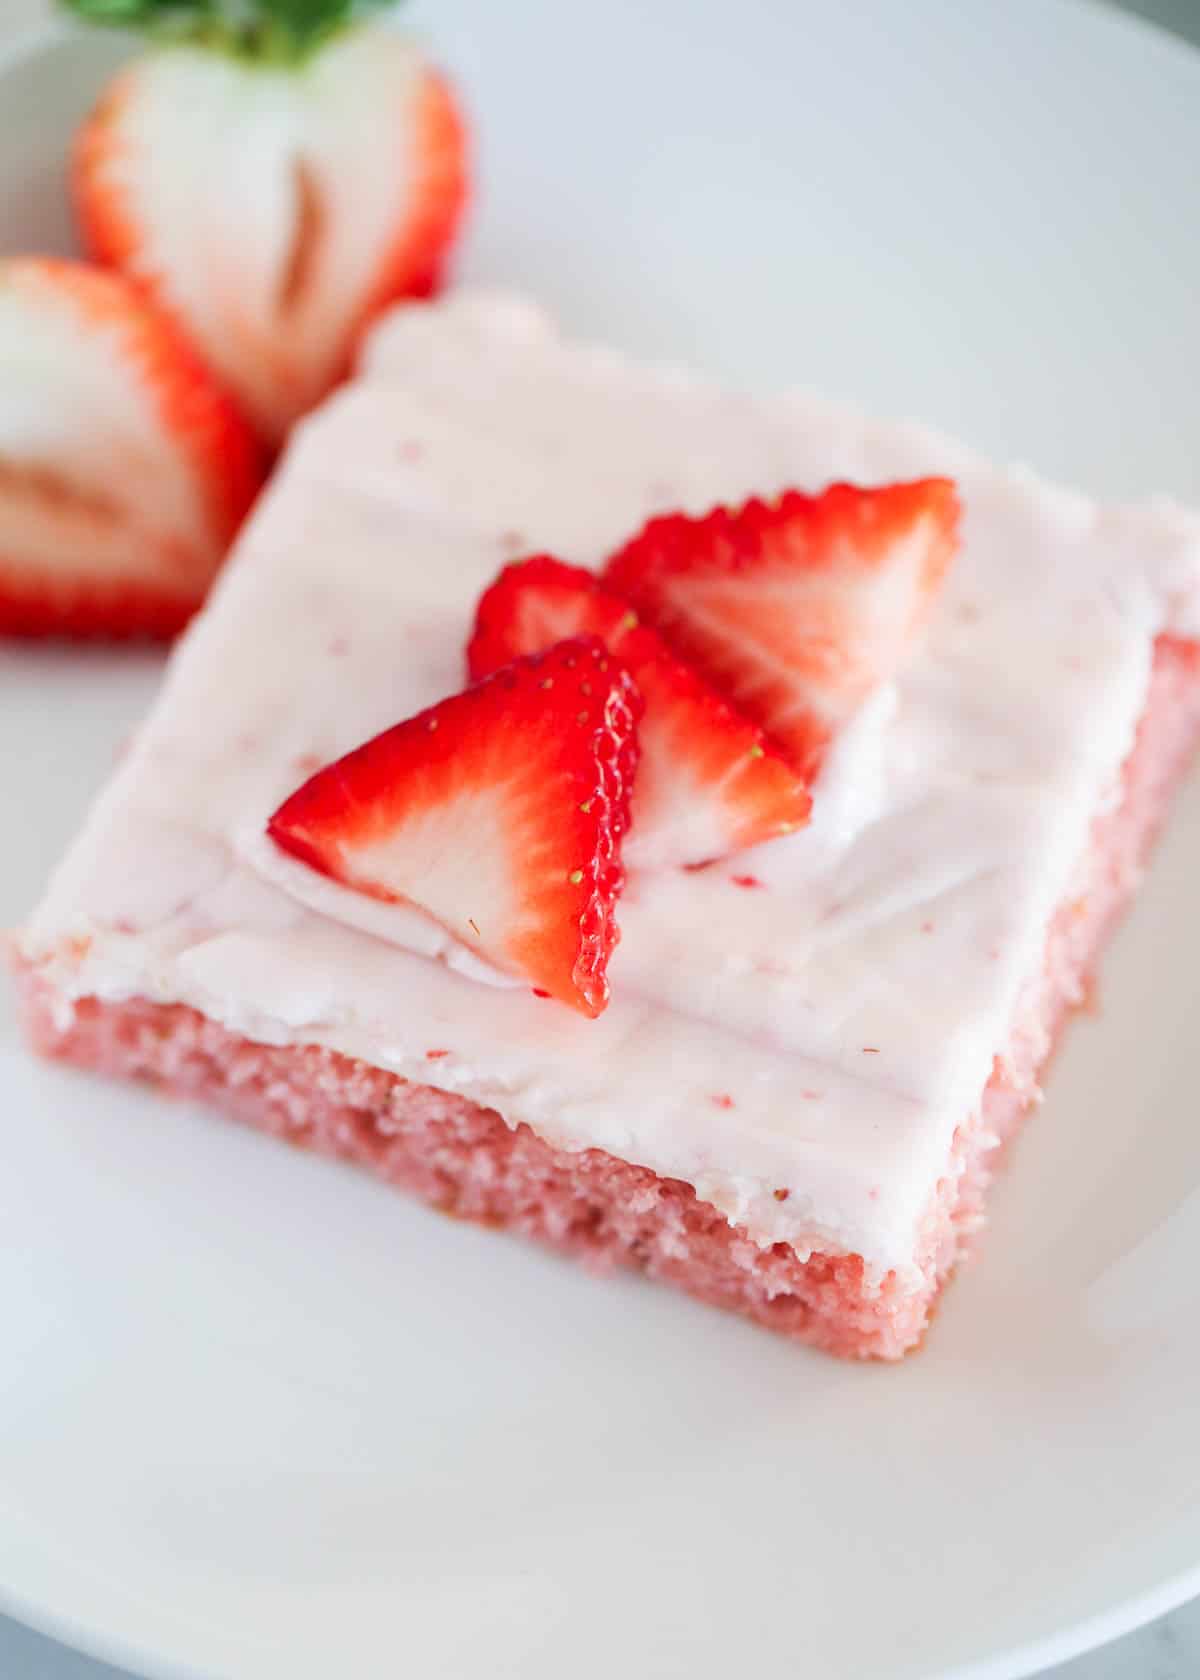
15 292 1200 1359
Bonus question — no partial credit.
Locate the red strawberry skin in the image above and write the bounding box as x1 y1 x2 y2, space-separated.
353 70 467 318
0 258 263 641
469 556 637 680
604 480 961 780
268 638 641 1018
468 556 811 870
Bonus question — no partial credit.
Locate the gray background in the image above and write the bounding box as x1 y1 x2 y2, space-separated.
1 0 1198 1676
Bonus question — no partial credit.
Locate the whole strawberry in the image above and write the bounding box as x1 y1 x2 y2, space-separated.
65 0 468 446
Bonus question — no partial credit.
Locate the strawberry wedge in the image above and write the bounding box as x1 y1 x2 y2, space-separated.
0 258 262 640
604 480 961 781
468 555 810 871
268 638 641 1017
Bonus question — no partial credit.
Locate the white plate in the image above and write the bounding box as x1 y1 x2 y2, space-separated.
3 5 1200 1678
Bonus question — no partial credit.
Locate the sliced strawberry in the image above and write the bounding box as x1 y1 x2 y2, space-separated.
267 638 640 1018
72 21 468 445
0 258 263 640
604 480 961 781
468 556 810 871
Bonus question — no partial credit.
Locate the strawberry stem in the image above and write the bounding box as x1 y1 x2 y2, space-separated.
60 0 397 64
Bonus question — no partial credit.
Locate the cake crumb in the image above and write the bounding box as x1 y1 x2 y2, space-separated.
711 1093 735 1109
801 1089 820 1100
499 529 527 554
425 1048 450 1061
293 753 323 774
731 874 763 889
862 1046 879 1055
773 1187 790 1203
532 987 551 999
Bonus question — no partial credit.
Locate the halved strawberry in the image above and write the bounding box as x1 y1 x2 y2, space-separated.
468 556 810 871
267 638 640 1017
604 480 961 781
0 258 263 640
71 6 468 446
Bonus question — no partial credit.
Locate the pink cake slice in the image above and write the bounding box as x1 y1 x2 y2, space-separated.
15 294 1200 1359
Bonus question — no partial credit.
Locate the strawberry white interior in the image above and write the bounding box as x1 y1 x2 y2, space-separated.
321 782 555 978
623 740 769 874
0 276 219 590
20 293 1200 1279
94 33 435 442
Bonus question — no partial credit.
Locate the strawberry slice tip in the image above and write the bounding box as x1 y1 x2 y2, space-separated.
267 636 641 1018
603 478 961 782
468 556 811 871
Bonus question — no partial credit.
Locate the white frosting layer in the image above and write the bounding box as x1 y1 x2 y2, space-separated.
21 293 1200 1279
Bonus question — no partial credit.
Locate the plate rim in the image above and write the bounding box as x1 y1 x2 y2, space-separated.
2 1464 1199 1680
4 6 1200 1678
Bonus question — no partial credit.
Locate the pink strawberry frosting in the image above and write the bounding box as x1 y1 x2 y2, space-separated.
19 293 1200 1281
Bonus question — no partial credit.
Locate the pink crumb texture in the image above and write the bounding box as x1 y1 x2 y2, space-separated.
14 636 1200 1360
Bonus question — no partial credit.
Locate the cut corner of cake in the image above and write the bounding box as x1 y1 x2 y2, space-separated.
14 290 1200 1361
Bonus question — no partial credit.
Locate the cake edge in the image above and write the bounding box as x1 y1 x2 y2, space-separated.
13 635 1200 1359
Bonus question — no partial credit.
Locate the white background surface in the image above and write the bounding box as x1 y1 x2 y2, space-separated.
3 2 1200 1676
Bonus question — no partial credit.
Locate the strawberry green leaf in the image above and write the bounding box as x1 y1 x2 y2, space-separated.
60 0 397 62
